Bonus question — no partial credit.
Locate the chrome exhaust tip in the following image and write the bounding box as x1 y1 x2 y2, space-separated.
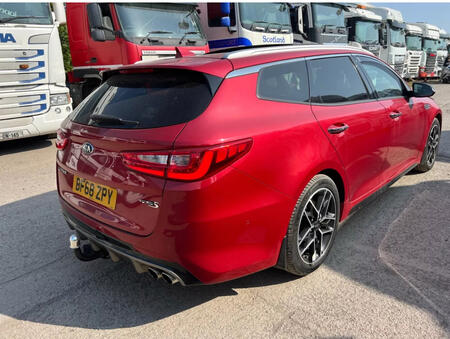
161 272 179 285
148 267 162 280
69 234 79 249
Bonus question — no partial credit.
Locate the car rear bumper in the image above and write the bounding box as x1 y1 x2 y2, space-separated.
58 165 293 284
62 203 201 286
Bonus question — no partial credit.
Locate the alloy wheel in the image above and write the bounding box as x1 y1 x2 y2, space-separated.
426 124 440 167
297 188 337 265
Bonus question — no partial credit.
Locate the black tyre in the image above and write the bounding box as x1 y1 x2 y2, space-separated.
285 174 340 276
416 118 441 173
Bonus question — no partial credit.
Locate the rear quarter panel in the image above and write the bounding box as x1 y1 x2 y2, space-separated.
175 73 347 203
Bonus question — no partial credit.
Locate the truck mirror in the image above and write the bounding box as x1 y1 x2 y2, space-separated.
220 3 231 15
87 3 104 30
220 17 231 27
90 28 106 42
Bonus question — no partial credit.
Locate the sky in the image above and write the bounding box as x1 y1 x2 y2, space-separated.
375 3 450 33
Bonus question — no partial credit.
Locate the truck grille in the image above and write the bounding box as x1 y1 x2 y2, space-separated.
393 63 404 74
0 91 49 120
0 49 46 87
437 56 445 69
407 52 421 76
425 54 437 74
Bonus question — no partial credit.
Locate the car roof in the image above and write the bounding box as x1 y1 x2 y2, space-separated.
213 44 374 70
104 45 374 79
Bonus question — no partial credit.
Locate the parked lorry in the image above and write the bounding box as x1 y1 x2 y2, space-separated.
65 3 209 106
366 6 407 76
404 23 423 79
197 3 292 50
289 2 348 44
0 3 72 142
414 22 440 79
345 4 382 56
437 29 449 77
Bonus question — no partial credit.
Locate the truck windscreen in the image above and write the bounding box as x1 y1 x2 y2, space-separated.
115 3 204 45
389 27 406 47
0 3 52 25
423 38 438 52
239 3 291 32
355 21 379 44
406 35 422 51
437 39 447 50
311 4 345 28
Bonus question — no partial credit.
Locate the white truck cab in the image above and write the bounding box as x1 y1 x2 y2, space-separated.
404 23 423 79
345 5 382 57
197 3 293 50
414 22 440 79
437 29 449 77
366 6 407 77
0 3 72 142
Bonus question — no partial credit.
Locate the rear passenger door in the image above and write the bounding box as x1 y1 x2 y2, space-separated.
307 56 390 204
355 56 425 181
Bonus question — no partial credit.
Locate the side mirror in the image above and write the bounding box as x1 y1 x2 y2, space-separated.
90 28 106 42
220 3 231 16
220 17 231 27
412 83 435 97
87 3 103 29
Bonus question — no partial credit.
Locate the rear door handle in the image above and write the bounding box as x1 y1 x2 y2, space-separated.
327 123 349 134
389 111 402 119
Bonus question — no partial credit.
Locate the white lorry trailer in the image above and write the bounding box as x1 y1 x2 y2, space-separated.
197 3 293 50
0 3 72 142
345 5 382 57
414 22 440 79
404 23 423 79
366 6 407 77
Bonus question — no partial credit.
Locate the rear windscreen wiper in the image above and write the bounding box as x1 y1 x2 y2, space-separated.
89 114 139 126
0 16 48 23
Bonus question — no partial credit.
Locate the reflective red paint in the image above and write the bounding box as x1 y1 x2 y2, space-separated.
57 48 442 284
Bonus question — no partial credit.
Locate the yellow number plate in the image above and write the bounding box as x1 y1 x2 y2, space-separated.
72 175 117 210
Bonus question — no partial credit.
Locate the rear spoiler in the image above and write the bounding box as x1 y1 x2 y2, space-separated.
100 67 223 96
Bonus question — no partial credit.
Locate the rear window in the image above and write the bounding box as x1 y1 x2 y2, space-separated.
308 56 369 104
257 60 309 103
71 69 220 129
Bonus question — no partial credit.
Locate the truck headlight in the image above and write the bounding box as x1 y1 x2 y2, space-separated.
28 34 50 44
50 93 70 106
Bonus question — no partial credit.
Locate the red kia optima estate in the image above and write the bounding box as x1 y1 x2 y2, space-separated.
56 45 442 285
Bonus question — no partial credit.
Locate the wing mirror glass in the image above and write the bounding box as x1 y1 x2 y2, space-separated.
220 16 231 27
412 83 435 97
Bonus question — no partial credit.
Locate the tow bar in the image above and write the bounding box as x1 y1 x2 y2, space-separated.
69 234 107 261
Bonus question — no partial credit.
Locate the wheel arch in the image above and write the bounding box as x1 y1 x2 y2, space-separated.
319 168 346 214
435 111 442 129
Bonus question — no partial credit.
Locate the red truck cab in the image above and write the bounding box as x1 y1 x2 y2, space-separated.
66 3 209 105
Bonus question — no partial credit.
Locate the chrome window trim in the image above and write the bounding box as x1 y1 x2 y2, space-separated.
226 52 358 79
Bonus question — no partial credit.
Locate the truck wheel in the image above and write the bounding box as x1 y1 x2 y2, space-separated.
416 118 441 172
285 174 340 276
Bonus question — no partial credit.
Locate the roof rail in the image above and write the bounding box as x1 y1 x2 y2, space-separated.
222 44 369 59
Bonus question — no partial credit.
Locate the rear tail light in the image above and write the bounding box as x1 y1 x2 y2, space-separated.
55 129 68 150
122 139 252 181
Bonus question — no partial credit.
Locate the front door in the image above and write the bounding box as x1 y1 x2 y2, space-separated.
307 56 390 204
356 56 426 181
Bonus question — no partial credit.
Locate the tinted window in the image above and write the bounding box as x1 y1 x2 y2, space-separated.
309 57 369 104
71 70 218 129
257 60 309 103
358 58 404 98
